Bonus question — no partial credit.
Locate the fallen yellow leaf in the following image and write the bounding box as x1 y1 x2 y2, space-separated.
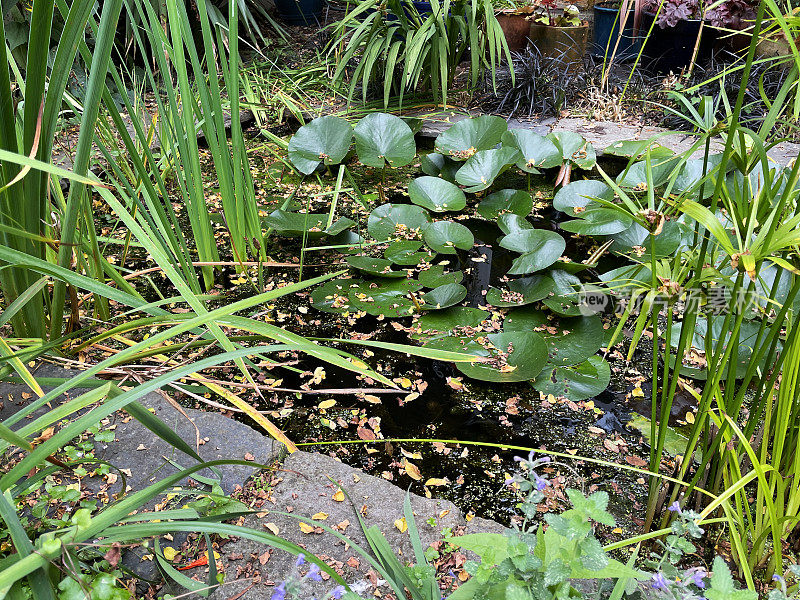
264 523 279 535
162 547 178 561
299 522 316 534
404 461 423 481
318 399 336 410
312 512 329 521
394 518 408 532
424 478 448 487
332 490 345 502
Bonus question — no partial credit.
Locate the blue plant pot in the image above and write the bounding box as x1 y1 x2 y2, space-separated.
275 0 324 25
592 2 640 59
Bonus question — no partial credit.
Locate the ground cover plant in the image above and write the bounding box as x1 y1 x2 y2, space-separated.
2 0 800 597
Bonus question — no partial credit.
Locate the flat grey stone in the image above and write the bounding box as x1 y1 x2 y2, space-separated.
203 451 468 600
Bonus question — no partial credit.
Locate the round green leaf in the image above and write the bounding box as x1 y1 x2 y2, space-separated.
346 255 408 278
354 112 416 168
615 157 681 190
602 139 674 160
421 283 468 310
553 180 614 214
455 147 521 193
486 274 556 307
348 281 420 317
287 116 353 175
367 204 432 241
499 230 566 274
559 207 633 236
548 131 596 169
502 129 562 172
429 331 548 382
408 176 467 212
310 278 362 313
477 189 533 220
434 115 508 160
610 220 684 258
384 240 436 265
262 210 355 238
420 153 460 182
418 264 464 287
498 214 534 235
532 356 611 401
542 296 584 316
416 306 491 339
423 221 474 254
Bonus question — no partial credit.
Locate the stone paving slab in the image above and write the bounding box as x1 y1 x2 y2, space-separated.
204 450 467 599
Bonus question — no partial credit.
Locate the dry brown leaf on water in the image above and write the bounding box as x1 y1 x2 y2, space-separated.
404 461 423 481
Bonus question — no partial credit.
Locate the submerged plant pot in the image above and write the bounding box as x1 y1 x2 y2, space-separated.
640 11 717 72
528 21 589 65
275 0 323 25
592 2 640 59
496 10 532 53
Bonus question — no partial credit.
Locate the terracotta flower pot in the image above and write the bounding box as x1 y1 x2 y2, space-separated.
496 10 533 53
528 20 589 65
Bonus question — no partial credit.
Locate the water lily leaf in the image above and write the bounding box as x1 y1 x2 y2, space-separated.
327 230 367 254
416 306 491 338
287 116 353 174
602 139 673 160
434 115 508 160
505 307 602 366
384 240 436 265
553 258 593 274
502 129 562 172
498 214 534 235
423 221 474 254
367 204 432 241
486 273 556 307
262 210 355 238
420 153 460 182
310 278 362 313
669 317 776 380
499 230 566 274
418 264 464 287
455 147 521 193
428 331 548 382
354 112 416 168
671 156 724 199
553 180 614 214
542 296 584 316
346 255 408 278
408 176 467 212
532 356 611 401
477 189 533 220
348 281 420 317
559 207 633 236
610 220 684 258
548 131 596 169
421 283 468 310
542 315 604 366
616 157 682 190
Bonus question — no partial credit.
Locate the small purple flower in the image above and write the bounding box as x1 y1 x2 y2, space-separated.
504 477 516 487
296 553 306 567
330 586 346 599
686 567 706 589
306 563 323 582
652 572 669 590
271 582 287 600
773 574 785 583
533 473 548 491
668 501 682 514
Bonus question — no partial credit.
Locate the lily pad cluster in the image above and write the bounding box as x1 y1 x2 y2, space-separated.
284 114 615 389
